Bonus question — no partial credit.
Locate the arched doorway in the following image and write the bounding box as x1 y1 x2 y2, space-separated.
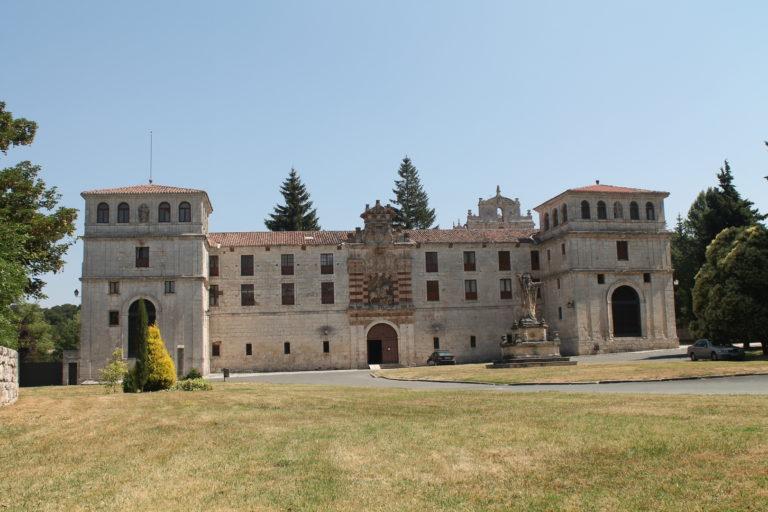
128 299 156 358
367 323 398 364
611 286 641 337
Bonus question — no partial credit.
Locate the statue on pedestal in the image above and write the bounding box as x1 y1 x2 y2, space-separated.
518 272 541 323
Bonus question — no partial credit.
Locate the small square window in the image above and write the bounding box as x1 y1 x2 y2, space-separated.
212 342 221 357
597 274 605 284
246 343 253 356
470 335 476 348
284 342 291 355
644 273 652 283
433 337 440 349
323 340 330 353
164 280 175 294
108 281 120 295
108 311 119 326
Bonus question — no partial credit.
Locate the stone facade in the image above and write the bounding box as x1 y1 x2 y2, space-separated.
77 182 678 380
0 346 19 406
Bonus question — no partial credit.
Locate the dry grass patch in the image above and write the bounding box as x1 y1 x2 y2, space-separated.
375 359 768 385
1 384 767 511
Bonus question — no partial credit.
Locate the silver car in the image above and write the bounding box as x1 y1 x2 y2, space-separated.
688 339 745 361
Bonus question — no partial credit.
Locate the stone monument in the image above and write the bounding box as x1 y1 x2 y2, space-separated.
487 273 575 368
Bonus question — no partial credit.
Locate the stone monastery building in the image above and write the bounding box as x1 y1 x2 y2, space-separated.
78 182 678 380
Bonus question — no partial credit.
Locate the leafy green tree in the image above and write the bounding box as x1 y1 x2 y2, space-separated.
692 225 768 354
0 101 37 154
0 225 26 349
672 161 763 327
43 304 80 355
14 303 54 361
264 168 320 231
391 156 435 229
0 161 78 298
100 348 128 393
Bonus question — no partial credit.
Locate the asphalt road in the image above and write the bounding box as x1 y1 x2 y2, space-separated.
208 348 768 394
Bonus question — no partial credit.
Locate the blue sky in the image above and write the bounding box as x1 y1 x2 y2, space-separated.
2 1 767 307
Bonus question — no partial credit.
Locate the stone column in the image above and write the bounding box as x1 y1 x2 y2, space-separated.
0 346 19 406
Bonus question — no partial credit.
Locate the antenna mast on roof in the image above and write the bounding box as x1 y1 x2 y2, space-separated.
149 130 153 184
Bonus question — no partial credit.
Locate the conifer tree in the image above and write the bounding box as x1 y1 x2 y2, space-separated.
391 156 435 229
132 299 150 391
143 325 176 391
264 168 320 231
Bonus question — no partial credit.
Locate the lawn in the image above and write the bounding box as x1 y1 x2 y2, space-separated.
1 384 767 512
375 360 768 385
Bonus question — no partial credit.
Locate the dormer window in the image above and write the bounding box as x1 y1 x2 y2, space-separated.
158 202 171 222
580 201 590 219
646 202 656 220
179 202 191 223
613 202 623 219
597 201 607 220
629 201 639 220
96 202 109 223
117 203 130 223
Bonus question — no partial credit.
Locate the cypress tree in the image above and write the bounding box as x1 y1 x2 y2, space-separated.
264 168 320 231
391 156 436 229
133 298 150 391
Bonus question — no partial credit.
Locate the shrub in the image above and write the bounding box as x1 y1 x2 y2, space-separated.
122 367 138 393
144 325 177 391
173 378 212 391
99 348 128 393
184 368 202 380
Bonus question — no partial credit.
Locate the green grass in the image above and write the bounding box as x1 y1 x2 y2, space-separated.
1 384 767 511
375 359 768 385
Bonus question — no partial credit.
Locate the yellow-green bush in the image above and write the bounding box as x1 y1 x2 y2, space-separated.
144 325 176 391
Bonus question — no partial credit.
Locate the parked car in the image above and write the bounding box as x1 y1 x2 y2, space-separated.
687 339 745 361
427 350 456 365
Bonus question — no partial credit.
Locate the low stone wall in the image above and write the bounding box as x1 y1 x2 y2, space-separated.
0 346 19 406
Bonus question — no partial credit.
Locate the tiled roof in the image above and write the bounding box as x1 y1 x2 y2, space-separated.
567 184 658 194
207 228 536 247
81 184 207 195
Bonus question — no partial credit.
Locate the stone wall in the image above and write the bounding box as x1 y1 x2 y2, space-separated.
0 346 19 406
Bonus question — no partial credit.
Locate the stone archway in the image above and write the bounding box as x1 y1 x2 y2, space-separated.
127 299 156 358
611 286 641 337
366 323 399 364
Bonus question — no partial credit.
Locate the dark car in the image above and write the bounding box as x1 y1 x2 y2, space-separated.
687 339 745 361
427 350 456 365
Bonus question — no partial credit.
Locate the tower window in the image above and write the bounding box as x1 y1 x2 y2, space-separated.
97 202 110 223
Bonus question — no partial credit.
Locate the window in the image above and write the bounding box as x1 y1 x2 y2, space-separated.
613 201 623 219
433 337 440 349
212 342 221 357
581 200 591 219
323 340 330 353
597 201 607 220
209 255 219 277
426 280 440 301
556 278 561 289
241 284 255 306
281 254 294 275
463 251 476 271
320 253 334 274
629 201 639 220
561 204 568 223
179 202 192 222
97 202 110 223
644 272 652 283
531 251 540 270
158 202 171 222
135 247 149 268
246 343 253 356
282 282 295 305
284 342 291 355
543 212 550 230
597 273 605 284
646 202 656 221
547 249 551 262
470 335 476 348
553 209 559 227
164 280 175 294
117 202 130 223
498 251 511 271
558 306 563 320
241 255 254 276
108 281 120 295
425 252 439 273
108 311 119 326
321 282 334 304
209 285 219 307
500 278 513 299
617 241 629 261
562 243 566 256
464 279 478 300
